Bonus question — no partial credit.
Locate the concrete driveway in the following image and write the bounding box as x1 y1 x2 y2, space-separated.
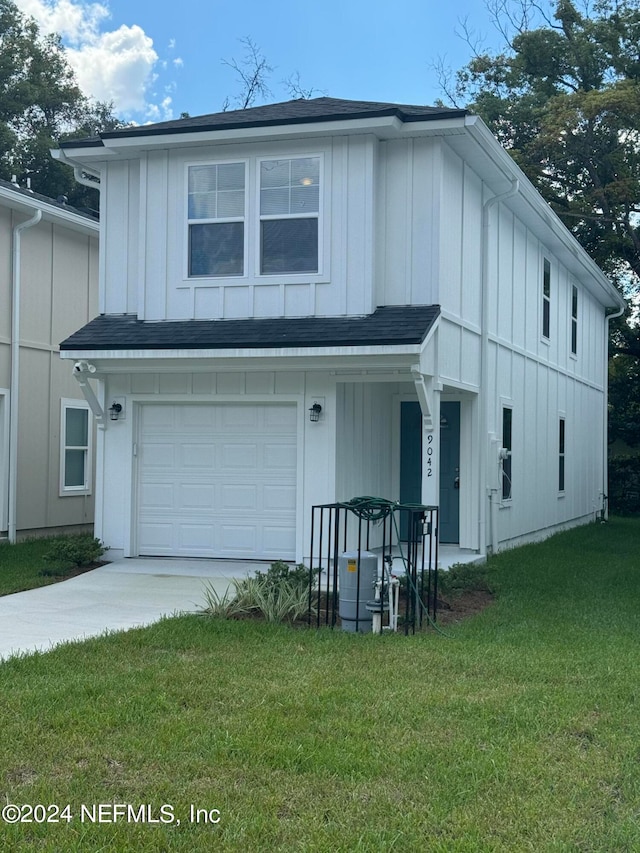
0 558 255 662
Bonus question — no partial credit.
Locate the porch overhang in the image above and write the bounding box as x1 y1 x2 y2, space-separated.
59 305 440 374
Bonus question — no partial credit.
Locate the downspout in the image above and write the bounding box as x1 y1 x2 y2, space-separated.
479 179 519 557
8 207 42 542
603 302 625 520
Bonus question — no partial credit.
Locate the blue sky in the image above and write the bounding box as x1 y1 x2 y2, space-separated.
16 0 509 122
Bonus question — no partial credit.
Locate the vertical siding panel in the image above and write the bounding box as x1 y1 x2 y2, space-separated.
144 150 169 320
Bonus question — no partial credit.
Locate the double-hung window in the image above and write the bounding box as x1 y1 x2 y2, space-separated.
188 162 245 277
259 156 320 274
60 400 91 495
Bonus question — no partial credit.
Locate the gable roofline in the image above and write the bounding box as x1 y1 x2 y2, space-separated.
461 116 624 312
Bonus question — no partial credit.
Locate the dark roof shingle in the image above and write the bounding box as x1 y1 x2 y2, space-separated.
60 305 440 351
61 97 467 147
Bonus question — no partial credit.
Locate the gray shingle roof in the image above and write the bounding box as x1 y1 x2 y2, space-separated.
61 97 467 147
60 305 440 351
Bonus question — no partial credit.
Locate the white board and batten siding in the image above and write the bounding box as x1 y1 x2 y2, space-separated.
137 403 297 559
98 136 380 322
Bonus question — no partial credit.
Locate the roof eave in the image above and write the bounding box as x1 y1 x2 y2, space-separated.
58 114 470 161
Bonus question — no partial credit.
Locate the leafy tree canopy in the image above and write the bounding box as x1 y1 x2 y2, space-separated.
0 0 125 211
445 0 640 445
447 0 640 298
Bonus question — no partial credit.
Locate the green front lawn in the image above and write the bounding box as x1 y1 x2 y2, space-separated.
1 517 639 851
0 538 68 595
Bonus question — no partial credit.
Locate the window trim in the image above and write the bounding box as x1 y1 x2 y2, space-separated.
542 257 551 340
256 153 324 278
60 399 92 497
501 404 513 502
185 158 248 280
570 284 578 357
558 415 566 494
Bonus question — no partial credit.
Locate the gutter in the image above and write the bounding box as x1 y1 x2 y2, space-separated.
479 179 520 557
8 207 42 542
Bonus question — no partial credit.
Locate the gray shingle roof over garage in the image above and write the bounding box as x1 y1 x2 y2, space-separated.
60 305 440 351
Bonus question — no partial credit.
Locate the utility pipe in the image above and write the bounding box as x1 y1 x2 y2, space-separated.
8 207 42 542
479 180 519 557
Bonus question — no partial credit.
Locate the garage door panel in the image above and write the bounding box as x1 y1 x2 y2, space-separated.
264 484 296 511
143 443 176 468
179 483 215 508
263 526 296 554
221 483 258 510
138 403 297 559
220 443 258 468
264 443 296 469
181 443 216 468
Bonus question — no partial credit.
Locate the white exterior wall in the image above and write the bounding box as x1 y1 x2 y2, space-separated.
96 368 337 561
436 142 609 548
100 136 383 321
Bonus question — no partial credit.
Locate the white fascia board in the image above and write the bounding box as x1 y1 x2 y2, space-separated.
464 116 625 312
59 115 469 161
59 343 422 363
0 185 98 236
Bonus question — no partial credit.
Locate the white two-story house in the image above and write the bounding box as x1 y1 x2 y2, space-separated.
52 97 624 563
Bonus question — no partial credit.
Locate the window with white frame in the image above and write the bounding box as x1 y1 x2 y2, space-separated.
558 417 566 492
571 284 578 355
542 258 551 339
60 400 91 495
259 156 320 274
187 162 245 277
502 406 513 500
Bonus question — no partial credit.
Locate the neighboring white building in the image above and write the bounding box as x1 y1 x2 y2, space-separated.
52 97 625 562
0 179 99 541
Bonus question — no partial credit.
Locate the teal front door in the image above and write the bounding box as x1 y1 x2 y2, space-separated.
439 401 460 543
399 400 461 543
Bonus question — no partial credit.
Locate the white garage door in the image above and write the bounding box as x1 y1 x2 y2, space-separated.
137 404 297 559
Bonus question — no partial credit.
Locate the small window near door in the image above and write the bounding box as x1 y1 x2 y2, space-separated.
502 407 513 500
60 400 91 495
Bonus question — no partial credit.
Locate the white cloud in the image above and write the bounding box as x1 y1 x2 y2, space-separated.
14 0 174 120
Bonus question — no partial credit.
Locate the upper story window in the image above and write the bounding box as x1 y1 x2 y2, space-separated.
542 258 551 339
571 284 578 355
188 162 245 277
259 157 320 274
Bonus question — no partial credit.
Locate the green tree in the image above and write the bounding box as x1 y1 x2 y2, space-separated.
446 0 640 444
0 0 124 210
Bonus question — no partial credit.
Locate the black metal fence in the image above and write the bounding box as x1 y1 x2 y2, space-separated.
307 498 439 633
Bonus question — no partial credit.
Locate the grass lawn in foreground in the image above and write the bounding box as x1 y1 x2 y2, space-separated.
0 538 69 595
1 517 640 851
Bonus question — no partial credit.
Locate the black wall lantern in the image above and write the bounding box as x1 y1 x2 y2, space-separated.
309 402 322 423
109 402 123 421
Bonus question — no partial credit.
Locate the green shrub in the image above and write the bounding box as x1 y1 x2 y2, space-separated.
437 562 493 598
201 561 316 624
609 454 640 515
41 535 107 575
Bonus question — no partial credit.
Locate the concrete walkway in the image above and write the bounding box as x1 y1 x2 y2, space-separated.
0 558 256 662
